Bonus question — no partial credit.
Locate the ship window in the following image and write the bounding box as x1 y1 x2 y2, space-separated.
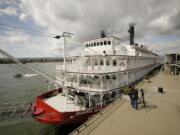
95 59 98 65
100 42 103 45
108 41 111 45
94 42 96 46
91 43 93 47
104 41 107 45
106 59 110 66
100 60 104 65
87 58 91 65
113 60 117 66
94 76 99 79
97 42 99 46
106 75 110 79
112 75 116 80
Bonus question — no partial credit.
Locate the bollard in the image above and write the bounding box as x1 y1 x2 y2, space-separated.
158 87 163 93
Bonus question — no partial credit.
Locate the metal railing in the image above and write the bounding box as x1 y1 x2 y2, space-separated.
69 96 125 135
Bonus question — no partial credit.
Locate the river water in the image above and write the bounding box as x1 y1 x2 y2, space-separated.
0 63 78 135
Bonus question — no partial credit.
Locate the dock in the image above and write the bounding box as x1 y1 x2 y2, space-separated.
70 71 180 135
164 53 180 75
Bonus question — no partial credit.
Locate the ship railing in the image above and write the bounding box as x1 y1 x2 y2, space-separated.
56 62 159 75
56 65 63 70
68 83 118 91
56 64 126 73
73 84 102 91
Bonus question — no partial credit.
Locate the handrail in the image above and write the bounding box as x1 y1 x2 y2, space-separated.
69 97 124 135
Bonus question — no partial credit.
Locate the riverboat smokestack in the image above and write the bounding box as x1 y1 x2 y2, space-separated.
101 30 106 38
128 22 135 45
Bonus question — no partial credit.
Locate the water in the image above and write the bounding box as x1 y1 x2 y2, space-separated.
0 63 55 104
0 63 78 135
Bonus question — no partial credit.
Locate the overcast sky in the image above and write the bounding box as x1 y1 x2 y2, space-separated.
0 0 180 57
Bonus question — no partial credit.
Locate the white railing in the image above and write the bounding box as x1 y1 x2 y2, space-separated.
56 56 158 74
65 82 120 92
56 64 126 73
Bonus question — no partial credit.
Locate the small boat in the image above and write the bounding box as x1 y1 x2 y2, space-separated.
14 73 38 78
23 74 38 78
14 73 23 78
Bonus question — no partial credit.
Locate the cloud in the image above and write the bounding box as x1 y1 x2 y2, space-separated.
0 30 61 57
149 40 180 55
0 0 19 16
0 0 180 57
149 8 180 35
0 7 18 16
19 0 180 39
19 13 29 21
0 31 31 43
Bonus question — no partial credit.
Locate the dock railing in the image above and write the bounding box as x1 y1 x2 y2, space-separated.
69 96 125 135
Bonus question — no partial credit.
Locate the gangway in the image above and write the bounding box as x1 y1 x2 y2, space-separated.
0 102 32 120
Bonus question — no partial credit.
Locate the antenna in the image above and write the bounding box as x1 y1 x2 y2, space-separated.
100 30 106 38
128 22 135 45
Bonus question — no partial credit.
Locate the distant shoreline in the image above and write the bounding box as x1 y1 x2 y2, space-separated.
0 57 63 64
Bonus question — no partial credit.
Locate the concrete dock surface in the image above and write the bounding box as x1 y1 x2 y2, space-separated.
70 71 180 135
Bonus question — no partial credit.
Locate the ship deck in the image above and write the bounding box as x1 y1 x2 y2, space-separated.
44 94 86 112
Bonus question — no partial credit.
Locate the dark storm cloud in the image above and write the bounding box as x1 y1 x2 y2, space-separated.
171 10 180 30
19 0 180 42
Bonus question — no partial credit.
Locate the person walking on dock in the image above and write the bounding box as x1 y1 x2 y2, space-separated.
140 89 146 107
129 86 134 107
134 89 138 109
129 87 138 109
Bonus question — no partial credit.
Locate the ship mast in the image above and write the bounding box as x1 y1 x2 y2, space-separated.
54 32 73 110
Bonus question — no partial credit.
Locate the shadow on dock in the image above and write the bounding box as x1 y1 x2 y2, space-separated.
137 103 158 113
